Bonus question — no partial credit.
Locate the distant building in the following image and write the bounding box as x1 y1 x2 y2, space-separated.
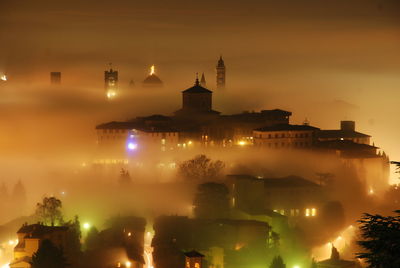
227 174 325 219
317 246 360 268
253 124 320 149
10 224 69 268
142 65 163 88
105 66 118 99
50 72 61 85
317 121 370 145
184 251 204 268
174 78 220 117
216 56 225 89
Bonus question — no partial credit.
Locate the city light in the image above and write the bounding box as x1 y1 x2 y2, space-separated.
1 263 9 268
128 142 137 151
125 261 132 268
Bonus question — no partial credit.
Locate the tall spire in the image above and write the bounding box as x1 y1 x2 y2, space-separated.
200 73 206 87
216 55 226 89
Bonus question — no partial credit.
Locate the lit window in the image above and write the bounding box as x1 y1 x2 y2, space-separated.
311 208 316 217
195 263 200 268
161 139 166 145
305 208 310 217
186 262 190 268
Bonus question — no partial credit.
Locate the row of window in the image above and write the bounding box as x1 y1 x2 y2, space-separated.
258 132 311 139
102 129 127 134
257 141 310 148
274 208 317 217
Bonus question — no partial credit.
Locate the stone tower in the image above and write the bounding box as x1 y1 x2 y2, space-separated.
216 56 225 89
104 64 118 99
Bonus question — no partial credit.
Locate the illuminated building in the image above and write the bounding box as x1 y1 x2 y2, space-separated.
253 124 319 149
105 65 118 99
227 175 325 219
50 72 61 85
216 56 225 89
10 224 69 268
153 216 271 268
142 65 163 88
184 251 204 268
317 121 370 145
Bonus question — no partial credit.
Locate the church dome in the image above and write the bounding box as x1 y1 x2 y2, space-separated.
143 74 163 85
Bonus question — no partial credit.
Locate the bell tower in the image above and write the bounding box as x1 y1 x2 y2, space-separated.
216 56 225 89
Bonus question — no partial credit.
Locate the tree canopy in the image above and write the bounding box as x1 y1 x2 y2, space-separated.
178 155 225 181
35 196 64 226
357 210 400 268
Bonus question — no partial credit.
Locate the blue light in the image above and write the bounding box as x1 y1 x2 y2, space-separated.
128 142 137 150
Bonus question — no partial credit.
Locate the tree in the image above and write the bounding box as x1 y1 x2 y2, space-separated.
85 226 100 251
178 155 225 181
193 182 230 219
357 210 400 268
31 239 67 268
269 256 286 268
13 180 27 209
35 196 64 226
65 215 82 262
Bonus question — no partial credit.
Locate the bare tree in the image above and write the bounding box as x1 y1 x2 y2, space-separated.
178 155 225 181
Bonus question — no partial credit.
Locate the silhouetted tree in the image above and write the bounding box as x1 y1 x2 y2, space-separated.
65 215 82 263
269 256 286 268
31 239 67 268
357 210 400 268
13 180 27 210
35 196 64 226
85 226 100 250
179 155 225 181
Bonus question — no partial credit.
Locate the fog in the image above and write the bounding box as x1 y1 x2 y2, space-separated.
0 0 399 266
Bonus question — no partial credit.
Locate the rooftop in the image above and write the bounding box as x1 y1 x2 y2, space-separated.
227 174 320 188
182 79 212 93
318 129 370 138
184 250 205 258
255 124 320 132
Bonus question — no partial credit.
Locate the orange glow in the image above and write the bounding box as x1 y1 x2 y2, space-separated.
150 65 155 75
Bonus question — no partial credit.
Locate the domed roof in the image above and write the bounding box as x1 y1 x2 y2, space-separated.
143 74 163 84
182 78 212 93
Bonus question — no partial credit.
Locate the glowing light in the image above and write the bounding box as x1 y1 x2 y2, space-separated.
125 261 132 268
238 141 247 146
106 90 117 99
1 263 10 268
188 141 193 145
83 222 91 230
127 232 132 237
8 240 14 245
0 75 6 81
150 65 155 75
293 266 300 268
369 188 374 195
128 142 137 151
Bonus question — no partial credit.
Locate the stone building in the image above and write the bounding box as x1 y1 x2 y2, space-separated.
10 224 69 268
